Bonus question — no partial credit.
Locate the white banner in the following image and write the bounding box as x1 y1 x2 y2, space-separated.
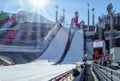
93 40 103 48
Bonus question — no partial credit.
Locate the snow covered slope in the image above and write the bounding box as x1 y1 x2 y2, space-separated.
0 61 75 81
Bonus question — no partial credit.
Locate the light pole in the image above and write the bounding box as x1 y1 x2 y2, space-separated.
55 5 59 24
98 16 103 39
83 4 90 58
107 3 113 50
92 8 95 27
87 3 90 30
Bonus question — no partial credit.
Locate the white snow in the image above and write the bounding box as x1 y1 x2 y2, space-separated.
0 61 75 81
0 27 84 81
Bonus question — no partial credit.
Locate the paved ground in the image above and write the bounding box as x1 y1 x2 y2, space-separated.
83 65 94 81
85 64 99 81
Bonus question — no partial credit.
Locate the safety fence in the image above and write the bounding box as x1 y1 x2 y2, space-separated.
0 64 15 66
93 64 120 81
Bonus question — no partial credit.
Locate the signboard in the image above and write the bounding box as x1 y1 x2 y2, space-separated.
98 20 105 28
93 40 103 48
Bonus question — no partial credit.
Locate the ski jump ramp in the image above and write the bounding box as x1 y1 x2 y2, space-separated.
38 27 69 63
38 27 84 64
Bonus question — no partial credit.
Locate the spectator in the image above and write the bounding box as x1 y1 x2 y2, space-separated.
72 68 80 77
103 61 107 66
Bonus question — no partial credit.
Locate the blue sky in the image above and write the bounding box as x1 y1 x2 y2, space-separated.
0 0 120 24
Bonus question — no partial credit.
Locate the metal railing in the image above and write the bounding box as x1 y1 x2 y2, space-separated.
93 64 120 81
0 45 41 53
49 64 86 81
49 70 74 81
0 55 14 64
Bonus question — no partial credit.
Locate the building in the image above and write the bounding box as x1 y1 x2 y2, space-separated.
100 13 120 49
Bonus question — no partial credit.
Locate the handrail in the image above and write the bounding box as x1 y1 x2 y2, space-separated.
49 64 85 81
93 64 120 81
0 55 14 64
49 70 73 81
0 45 41 53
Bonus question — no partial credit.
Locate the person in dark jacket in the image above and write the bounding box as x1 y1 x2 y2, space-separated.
72 68 80 77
